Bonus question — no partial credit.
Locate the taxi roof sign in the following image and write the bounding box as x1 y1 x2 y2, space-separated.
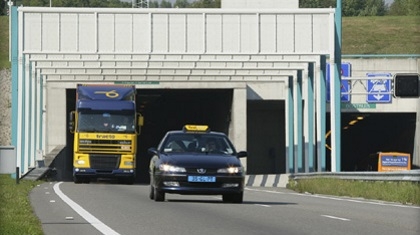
183 125 210 133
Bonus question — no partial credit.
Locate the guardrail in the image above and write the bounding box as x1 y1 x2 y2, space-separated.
289 170 420 182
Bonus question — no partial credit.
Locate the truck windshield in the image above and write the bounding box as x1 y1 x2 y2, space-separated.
77 111 135 133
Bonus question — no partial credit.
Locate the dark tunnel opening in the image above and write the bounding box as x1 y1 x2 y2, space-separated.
64 89 233 183
59 89 417 183
328 112 416 171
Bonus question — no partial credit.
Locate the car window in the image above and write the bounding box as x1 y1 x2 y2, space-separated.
161 133 235 154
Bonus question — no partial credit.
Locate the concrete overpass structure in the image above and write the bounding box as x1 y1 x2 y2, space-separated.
7 3 420 181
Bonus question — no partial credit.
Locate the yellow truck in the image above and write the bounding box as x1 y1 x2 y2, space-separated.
69 84 143 184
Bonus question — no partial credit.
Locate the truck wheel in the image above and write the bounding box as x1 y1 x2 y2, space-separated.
126 177 135 185
74 176 83 184
118 177 134 185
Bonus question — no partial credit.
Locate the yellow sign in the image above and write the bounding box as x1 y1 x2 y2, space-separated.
183 125 210 132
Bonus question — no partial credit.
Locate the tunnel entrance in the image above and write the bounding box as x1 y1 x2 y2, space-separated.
61 89 417 182
247 100 286 174
64 88 233 183
329 112 416 171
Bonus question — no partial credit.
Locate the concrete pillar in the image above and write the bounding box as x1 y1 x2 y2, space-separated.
413 98 420 168
46 86 67 154
229 86 247 171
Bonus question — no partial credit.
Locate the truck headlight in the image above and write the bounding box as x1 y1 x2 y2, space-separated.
76 160 85 165
124 161 134 166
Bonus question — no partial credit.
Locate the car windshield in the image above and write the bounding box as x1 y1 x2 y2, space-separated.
161 133 235 155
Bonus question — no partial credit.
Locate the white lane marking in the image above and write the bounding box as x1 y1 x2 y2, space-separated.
246 188 420 209
246 187 285 194
53 182 120 235
254 204 271 208
321 215 350 221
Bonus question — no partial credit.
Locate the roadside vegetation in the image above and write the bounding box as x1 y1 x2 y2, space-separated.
287 178 420 205
0 16 9 69
0 175 44 235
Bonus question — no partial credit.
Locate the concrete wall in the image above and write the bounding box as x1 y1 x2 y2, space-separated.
333 57 420 113
222 0 299 9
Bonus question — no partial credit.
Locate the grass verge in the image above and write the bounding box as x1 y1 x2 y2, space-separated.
0 174 44 235
342 16 420 54
287 178 420 205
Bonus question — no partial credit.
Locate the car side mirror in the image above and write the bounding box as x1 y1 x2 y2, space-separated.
148 147 158 155
237 151 247 158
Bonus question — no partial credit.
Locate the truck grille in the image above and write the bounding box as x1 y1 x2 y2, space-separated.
79 139 132 154
90 154 120 169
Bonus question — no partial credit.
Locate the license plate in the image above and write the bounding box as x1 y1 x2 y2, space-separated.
188 176 216 182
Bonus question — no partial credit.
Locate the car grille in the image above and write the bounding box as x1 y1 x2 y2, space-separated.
180 182 223 187
185 168 218 174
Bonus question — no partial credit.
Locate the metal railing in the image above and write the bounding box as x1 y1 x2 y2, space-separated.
289 170 420 182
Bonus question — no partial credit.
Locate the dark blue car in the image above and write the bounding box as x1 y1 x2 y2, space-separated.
148 125 247 203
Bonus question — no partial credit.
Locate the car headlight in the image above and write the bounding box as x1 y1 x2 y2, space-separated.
159 164 186 173
217 166 243 174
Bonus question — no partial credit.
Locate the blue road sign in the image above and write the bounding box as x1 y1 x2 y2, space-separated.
326 63 351 102
366 73 392 103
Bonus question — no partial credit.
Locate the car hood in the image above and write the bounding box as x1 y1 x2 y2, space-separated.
160 153 242 168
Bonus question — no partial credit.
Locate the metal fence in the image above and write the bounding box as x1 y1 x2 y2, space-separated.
289 170 420 182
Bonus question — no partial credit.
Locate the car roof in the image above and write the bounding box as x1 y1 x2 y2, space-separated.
165 130 227 136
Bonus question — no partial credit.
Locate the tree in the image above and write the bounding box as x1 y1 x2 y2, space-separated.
189 0 220 8
359 0 386 16
1 1 6 16
174 0 190 8
342 0 364 16
21 0 130 7
300 0 335 8
389 0 420 15
149 1 159 8
160 0 172 8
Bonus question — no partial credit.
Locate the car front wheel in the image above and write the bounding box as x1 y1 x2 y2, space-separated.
222 192 243 203
154 188 165 202
149 185 155 200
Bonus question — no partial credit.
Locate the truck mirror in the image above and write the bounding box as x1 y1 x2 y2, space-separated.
69 111 75 133
136 114 144 135
138 114 144 126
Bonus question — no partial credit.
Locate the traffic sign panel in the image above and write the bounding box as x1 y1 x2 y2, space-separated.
326 63 351 102
366 73 392 103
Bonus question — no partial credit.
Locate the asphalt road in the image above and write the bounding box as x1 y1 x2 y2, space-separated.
30 181 420 235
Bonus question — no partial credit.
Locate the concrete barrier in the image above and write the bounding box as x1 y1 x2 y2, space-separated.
0 146 16 174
